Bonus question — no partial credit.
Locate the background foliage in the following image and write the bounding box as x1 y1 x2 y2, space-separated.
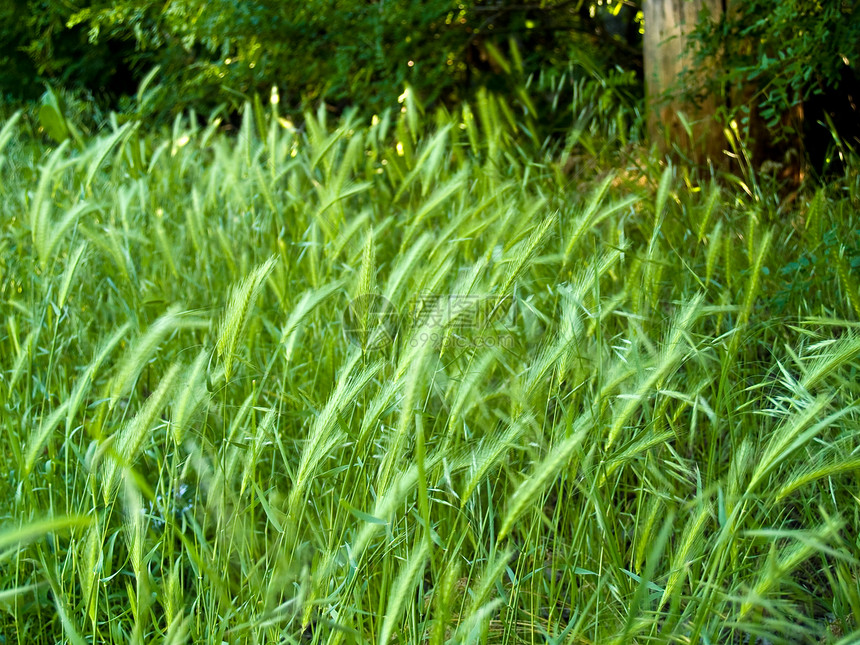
2 1 643 125
688 0 860 172
5 1 859 172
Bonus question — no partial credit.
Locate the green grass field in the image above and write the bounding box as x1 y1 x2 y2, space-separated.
1 94 859 644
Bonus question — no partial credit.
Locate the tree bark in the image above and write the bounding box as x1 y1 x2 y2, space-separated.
644 0 726 166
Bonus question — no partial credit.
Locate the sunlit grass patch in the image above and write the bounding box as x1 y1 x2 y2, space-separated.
0 94 858 644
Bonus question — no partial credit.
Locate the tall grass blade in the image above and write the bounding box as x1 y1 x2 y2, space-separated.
377 540 429 645
287 355 381 518
110 307 182 405
102 362 182 503
0 110 21 169
498 414 590 540
216 255 277 382
0 516 91 554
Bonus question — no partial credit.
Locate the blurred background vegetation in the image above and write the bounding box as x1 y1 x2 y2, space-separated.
0 1 858 176
1 1 642 121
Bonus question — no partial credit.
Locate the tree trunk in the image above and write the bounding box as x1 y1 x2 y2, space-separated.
644 0 726 166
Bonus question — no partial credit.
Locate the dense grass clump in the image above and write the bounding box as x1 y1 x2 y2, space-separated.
0 95 859 644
